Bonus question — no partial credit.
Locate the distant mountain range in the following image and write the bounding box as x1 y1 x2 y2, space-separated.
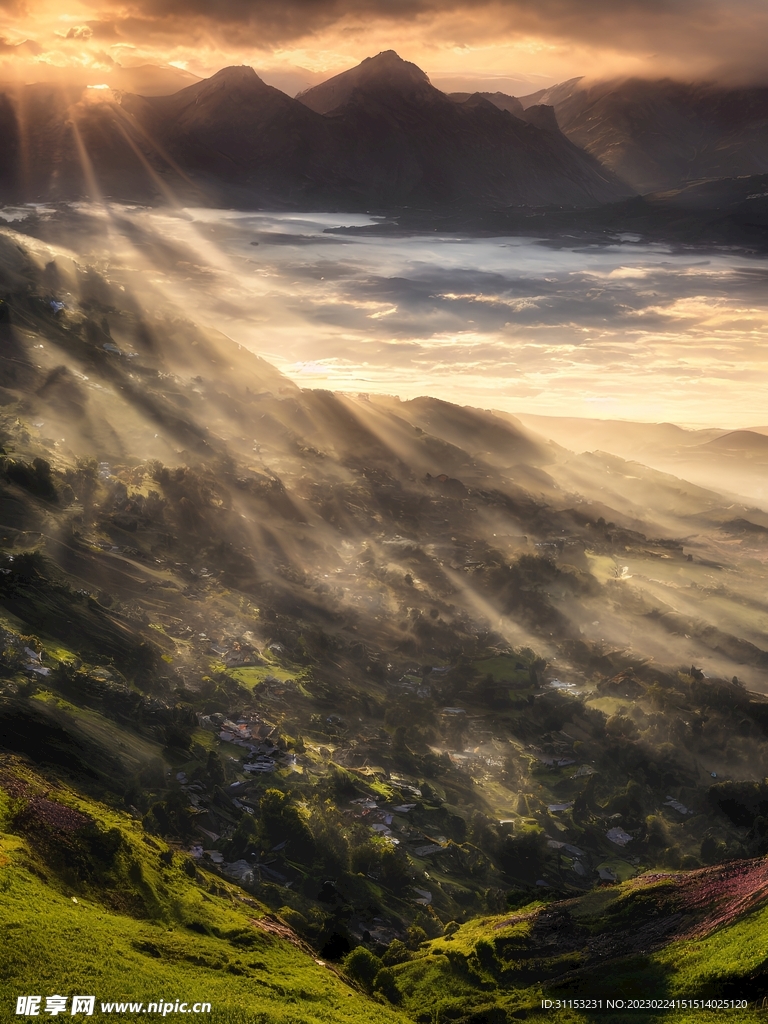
0 51 630 210
516 77 768 192
516 414 768 505
2 53 768 211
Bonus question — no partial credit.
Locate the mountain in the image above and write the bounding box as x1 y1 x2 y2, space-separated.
291 51 631 209
4 58 768 211
448 90 562 133
109 63 201 96
122 66 339 202
516 414 768 504
448 90 525 117
0 52 632 210
296 50 434 114
518 77 768 193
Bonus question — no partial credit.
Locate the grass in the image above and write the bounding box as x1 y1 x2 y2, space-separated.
386 874 768 1024
594 856 639 882
29 690 165 770
0 873 404 1023
474 655 530 684
0 759 406 1024
655 903 768 997
228 664 301 690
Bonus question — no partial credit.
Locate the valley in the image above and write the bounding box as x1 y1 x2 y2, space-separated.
2 216 768 1020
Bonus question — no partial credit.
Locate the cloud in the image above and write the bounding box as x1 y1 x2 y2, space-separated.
66 26 94 40
0 0 765 85
22 201 766 425
0 36 43 56
55 0 768 79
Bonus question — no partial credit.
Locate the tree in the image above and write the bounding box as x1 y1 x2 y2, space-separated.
309 799 350 875
380 847 412 894
259 789 315 864
206 750 225 786
226 814 259 860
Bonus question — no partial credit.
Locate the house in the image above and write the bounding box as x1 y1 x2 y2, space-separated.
244 759 275 774
606 827 633 846
413 843 445 857
412 887 432 906
664 796 694 815
223 860 254 884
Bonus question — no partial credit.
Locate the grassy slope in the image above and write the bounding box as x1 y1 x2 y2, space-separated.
390 870 768 1024
0 760 405 1024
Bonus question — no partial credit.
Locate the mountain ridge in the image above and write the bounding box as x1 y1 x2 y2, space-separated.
0 51 632 210
517 76 768 192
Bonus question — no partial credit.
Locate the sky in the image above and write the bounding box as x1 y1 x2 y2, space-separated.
1 0 768 94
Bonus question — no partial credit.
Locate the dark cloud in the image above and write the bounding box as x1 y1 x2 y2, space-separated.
74 0 768 78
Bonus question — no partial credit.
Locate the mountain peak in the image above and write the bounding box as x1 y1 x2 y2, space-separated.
204 65 263 88
141 63 281 125
211 65 258 79
360 50 427 76
184 64 269 100
297 50 433 114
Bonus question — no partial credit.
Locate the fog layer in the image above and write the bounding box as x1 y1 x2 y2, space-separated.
9 203 768 429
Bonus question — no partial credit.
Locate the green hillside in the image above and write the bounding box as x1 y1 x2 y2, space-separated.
0 757 404 1023
3 756 768 1023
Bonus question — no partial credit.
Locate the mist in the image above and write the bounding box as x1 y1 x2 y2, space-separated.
7 202 768 431
3 206 768 703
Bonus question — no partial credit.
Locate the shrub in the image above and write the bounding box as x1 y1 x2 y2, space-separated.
381 939 412 966
344 946 382 990
405 924 428 950
372 966 401 1003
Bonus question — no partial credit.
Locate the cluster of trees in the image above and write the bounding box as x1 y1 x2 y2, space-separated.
1 456 57 501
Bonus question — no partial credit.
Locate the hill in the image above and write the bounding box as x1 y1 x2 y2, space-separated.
0 757 403 1024
390 858 768 1020
516 415 768 505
